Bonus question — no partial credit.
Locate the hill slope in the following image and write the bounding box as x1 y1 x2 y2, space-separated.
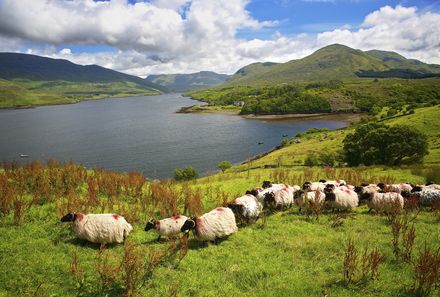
0 53 164 91
225 44 440 86
145 71 229 92
0 53 166 108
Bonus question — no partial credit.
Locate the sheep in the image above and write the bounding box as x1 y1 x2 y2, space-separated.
354 184 381 201
411 188 440 207
250 182 300 204
323 184 358 211
180 207 238 242
294 189 325 212
377 183 413 197
144 215 188 241
359 192 404 213
263 185 296 210
425 183 440 190
228 193 262 224
319 179 346 186
60 212 132 244
302 181 325 192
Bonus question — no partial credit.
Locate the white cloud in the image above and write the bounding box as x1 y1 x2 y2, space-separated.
0 2 439 75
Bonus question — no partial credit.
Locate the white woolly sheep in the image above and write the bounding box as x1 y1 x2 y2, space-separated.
263 185 296 209
360 192 404 213
144 215 188 241
377 183 412 197
228 193 262 224
60 212 133 244
294 189 325 212
354 184 381 200
180 207 238 242
425 183 440 190
250 182 299 204
323 184 358 210
411 188 440 207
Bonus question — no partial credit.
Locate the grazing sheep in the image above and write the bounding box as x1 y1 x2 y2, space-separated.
60 212 133 244
323 184 358 210
180 207 238 242
302 181 325 191
354 184 381 201
250 183 299 204
411 189 440 207
359 192 404 213
294 189 325 212
228 193 262 224
377 183 413 197
263 185 296 210
144 215 188 241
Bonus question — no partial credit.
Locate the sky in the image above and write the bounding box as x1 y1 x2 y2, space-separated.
0 0 439 77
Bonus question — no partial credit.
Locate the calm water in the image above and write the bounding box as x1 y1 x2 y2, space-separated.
0 94 347 178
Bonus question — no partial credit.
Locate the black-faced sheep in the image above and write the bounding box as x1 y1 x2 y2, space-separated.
263 185 296 210
228 193 262 224
377 183 412 197
359 192 404 213
144 215 188 241
60 212 133 244
180 207 238 242
323 184 358 210
294 189 325 212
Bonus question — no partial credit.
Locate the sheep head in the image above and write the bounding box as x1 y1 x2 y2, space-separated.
294 189 304 200
246 189 259 197
262 181 272 189
319 179 327 183
377 183 385 190
60 212 75 222
263 192 276 208
323 184 336 201
144 219 157 232
302 181 312 190
411 186 424 193
180 219 196 233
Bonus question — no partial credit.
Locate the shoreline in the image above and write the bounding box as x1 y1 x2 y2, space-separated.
177 104 364 123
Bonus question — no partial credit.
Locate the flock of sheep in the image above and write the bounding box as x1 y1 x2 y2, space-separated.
60 180 440 245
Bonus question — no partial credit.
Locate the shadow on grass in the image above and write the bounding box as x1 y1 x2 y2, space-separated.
65 237 119 250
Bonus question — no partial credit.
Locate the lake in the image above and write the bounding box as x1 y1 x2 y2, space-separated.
0 94 348 178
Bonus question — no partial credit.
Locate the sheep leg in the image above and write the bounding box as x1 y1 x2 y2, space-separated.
367 208 372 213
156 235 161 242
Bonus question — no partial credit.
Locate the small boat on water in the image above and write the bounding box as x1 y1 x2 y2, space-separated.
258 142 264 145
20 154 29 158
282 134 288 137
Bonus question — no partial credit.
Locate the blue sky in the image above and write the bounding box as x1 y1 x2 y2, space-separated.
0 0 439 75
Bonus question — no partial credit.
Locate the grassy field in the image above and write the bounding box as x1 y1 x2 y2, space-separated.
0 106 439 297
0 79 161 108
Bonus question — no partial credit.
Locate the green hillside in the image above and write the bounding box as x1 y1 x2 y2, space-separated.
0 105 439 296
0 53 164 108
146 71 229 92
188 77 440 114
225 44 440 86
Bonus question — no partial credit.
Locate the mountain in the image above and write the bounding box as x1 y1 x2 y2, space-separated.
225 44 440 86
145 71 229 92
0 52 166 92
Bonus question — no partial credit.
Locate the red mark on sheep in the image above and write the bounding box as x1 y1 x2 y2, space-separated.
112 214 120 220
216 207 224 211
76 213 84 222
172 215 181 220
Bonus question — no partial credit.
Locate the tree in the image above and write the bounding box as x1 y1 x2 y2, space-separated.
174 167 198 181
217 161 232 173
343 123 428 166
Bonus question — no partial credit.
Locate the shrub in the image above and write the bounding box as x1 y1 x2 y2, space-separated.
343 123 429 166
217 161 232 173
174 167 198 181
304 153 319 166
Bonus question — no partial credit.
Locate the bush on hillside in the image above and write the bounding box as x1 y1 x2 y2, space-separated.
174 167 198 181
217 161 232 173
343 123 429 166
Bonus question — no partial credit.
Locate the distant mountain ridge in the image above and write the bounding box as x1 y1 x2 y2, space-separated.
224 44 440 86
145 71 229 92
0 52 165 92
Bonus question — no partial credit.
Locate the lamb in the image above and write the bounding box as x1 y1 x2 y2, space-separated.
411 188 440 207
323 184 358 210
294 189 325 212
263 185 296 209
228 193 262 224
180 207 238 242
144 215 188 241
359 192 404 213
60 212 133 244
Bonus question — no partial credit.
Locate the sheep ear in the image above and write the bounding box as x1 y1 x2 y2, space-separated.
319 179 326 183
